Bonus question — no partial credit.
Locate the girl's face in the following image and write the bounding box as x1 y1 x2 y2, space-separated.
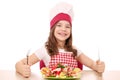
54 20 71 43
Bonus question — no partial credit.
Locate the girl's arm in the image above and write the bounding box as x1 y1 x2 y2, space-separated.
77 53 105 73
15 53 40 77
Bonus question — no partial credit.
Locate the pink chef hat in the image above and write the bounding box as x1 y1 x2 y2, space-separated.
50 2 74 29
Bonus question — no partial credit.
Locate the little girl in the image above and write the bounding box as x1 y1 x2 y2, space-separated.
15 2 105 78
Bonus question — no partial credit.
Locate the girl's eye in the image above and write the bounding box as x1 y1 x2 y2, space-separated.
66 26 70 28
56 24 61 27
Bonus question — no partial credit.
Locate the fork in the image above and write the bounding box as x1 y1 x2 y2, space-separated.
98 48 100 61
26 49 31 65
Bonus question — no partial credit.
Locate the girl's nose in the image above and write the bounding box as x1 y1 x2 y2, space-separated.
61 26 66 31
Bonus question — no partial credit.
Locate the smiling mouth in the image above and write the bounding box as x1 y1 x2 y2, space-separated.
58 33 67 37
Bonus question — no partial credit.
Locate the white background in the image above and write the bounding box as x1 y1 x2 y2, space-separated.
0 0 120 73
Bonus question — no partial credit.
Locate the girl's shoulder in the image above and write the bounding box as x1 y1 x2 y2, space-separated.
34 44 48 59
73 45 83 56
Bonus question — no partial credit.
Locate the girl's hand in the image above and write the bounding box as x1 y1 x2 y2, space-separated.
20 65 31 78
15 54 40 78
95 60 105 73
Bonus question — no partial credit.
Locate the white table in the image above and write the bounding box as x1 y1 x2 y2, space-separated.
0 70 120 80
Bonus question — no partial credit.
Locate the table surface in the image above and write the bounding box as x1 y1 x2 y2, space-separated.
0 70 120 80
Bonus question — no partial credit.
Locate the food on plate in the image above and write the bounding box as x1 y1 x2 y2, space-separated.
41 67 50 77
41 63 82 78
